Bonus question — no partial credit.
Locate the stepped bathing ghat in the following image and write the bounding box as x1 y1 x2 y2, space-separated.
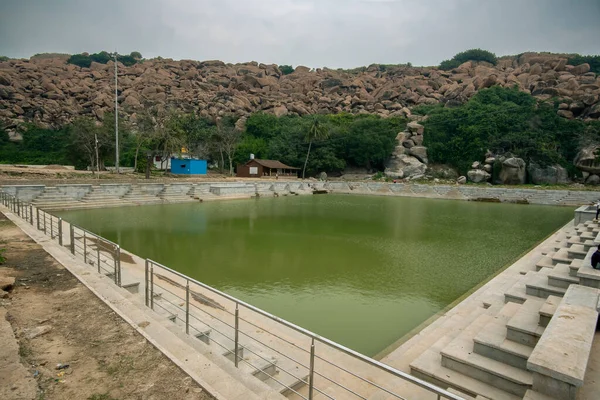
2 182 600 400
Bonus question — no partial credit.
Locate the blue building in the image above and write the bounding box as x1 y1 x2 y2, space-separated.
170 158 207 175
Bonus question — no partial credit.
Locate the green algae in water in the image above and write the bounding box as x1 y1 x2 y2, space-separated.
57 195 573 356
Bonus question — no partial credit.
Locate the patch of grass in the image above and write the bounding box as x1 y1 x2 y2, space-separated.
88 394 117 400
104 355 134 376
19 342 32 358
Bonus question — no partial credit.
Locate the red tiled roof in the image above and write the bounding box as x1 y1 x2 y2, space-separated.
247 159 300 169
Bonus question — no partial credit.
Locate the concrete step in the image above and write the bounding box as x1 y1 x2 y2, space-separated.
440 314 533 397
547 264 579 289
410 346 520 400
506 299 545 347
505 273 541 304
522 389 559 400
551 248 573 264
569 259 583 277
538 296 560 328
567 244 586 260
473 302 532 370
525 272 567 299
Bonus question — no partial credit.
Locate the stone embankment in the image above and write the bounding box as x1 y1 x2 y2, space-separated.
3 181 600 210
0 52 599 136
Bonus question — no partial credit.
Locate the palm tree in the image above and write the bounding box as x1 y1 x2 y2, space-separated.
302 118 329 179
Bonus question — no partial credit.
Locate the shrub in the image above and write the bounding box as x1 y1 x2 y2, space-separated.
567 54 600 74
130 51 142 60
0 56 9 62
67 54 92 68
279 65 294 75
439 48 498 71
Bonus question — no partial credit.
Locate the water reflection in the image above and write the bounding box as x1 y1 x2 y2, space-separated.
58 195 573 356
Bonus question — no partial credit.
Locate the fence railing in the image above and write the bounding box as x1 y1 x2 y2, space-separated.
0 190 462 400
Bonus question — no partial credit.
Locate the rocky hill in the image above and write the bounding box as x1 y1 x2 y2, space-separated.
0 52 599 138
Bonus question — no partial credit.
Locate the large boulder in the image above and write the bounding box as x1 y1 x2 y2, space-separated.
499 157 526 184
574 145 600 174
467 169 491 183
384 154 427 179
408 146 428 164
527 163 569 185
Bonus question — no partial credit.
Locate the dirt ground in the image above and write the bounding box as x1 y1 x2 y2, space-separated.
0 213 214 400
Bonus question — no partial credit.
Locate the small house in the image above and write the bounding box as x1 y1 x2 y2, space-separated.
170 158 207 175
237 158 299 178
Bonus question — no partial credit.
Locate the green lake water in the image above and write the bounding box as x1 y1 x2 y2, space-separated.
56 195 573 357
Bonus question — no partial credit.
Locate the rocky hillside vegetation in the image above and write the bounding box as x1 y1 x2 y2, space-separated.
0 51 598 134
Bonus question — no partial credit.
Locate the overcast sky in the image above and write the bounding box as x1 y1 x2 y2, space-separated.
1 0 598 68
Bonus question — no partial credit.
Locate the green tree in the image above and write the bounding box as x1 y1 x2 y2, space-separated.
439 48 498 70
130 51 143 60
302 118 329 179
279 65 294 75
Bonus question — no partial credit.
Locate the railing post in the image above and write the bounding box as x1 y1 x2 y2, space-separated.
150 264 154 310
70 225 75 254
309 337 315 400
29 205 33 225
50 215 54 239
115 245 121 286
145 260 149 307
16 199 20 217
97 243 101 274
185 280 190 335
36 208 40 230
58 218 63 246
83 233 87 264
234 303 240 368
43 212 47 234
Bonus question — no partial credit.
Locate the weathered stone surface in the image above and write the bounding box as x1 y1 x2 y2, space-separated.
586 174 600 185
457 176 467 184
408 146 428 164
528 163 569 185
467 169 491 183
574 145 600 174
385 154 427 179
499 157 526 184
0 52 598 133
471 161 481 169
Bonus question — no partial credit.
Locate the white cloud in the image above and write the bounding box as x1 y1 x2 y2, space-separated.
0 0 598 68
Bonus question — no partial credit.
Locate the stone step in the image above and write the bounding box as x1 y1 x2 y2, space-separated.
534 256 555 271
440 314 533 397
525 272 567 299
567 244 586 260
569 259 583 277
410 347 520 400
473 302 532 370
505 272 544 304
506 299 545 347
538 296 560 328
522 389 560 400
551 248 573 264
547 263 579 289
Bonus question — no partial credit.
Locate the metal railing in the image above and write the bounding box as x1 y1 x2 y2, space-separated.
0 190 462 400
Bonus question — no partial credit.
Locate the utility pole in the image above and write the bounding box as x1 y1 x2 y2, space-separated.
95 132 100 180
114 52 120 174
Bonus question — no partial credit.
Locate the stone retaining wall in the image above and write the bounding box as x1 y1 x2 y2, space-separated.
3 182 600 207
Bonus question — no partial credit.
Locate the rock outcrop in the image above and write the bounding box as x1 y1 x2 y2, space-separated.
498 157 526 185
385 122 427 179
0 52 599 132
527 163 569 185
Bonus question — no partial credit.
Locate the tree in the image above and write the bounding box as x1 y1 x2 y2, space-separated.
302 118 329 179
130 51 143 60
279 65 294 75
213 122 243 176
68 117 113 171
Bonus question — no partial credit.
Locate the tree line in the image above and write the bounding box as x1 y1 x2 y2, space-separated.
0 111 405 177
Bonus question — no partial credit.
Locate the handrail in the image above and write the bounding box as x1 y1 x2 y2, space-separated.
146 259 462 400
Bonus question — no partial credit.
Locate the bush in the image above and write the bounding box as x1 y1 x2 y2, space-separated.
439 48 498 71
423 86 590 175
130 51 142 60
279 65 294 75
0 56 9 62
67 54 92 68
567 54 600 74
